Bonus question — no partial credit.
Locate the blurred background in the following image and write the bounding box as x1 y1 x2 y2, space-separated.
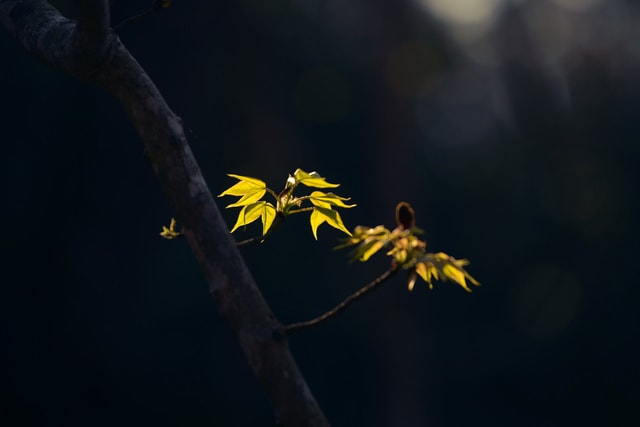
1 0 639 425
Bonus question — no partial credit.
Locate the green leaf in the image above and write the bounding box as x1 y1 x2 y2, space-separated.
229 201 276 236
358 239 387 262
309 191 356 209
309 206 352 240
293 169 340 188
424 252 480 292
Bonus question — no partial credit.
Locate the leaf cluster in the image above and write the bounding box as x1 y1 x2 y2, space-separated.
337 202 479 292
217 169 355 240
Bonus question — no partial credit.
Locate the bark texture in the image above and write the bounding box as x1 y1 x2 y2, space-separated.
0 1 329 425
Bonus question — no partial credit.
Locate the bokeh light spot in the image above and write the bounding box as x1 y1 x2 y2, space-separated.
293 67 350 124
386 40 441 98
548 0 603 12
511 265 583 341
417 0 504 26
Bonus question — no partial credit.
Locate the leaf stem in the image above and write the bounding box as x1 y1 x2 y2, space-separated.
114 1 170 32
284 265 399 335
286 207 314 215
235 213 284 247
266 187 279 201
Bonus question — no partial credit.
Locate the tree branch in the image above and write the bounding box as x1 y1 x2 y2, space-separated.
73 0 109 52
285 266 400 335
0 1 329 425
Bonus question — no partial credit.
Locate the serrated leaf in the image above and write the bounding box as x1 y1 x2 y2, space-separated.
309 206 352 240
293 169 340 188
309 191 356 209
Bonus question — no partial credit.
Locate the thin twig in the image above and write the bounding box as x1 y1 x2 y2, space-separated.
236 236 264 247
235 214 284 247
284 265 400 335
114 9 153 32
114 1 169 33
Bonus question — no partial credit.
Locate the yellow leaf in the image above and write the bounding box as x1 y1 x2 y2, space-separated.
160 217 181 239
225 188 267 208
234 202 277 236
229 205 261 233
260 203 277 236
442 264 470 291
415 262 429 283
425 252 480 292
218 174 267 197
407 270 418 291
309 206 352 239
359 240 386 261
309 191 356 209
309 208 326 240
293 169 340 188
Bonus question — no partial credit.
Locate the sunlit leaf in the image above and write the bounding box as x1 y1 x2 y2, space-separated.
309 206 352 239
160 217 181 239
293 169 340 188
309 208 326 240
442 264 468 290
218 174 267 196
424 252 480 292
309 191 356 209
415 261 436 289
226 189 267 208
229 204 262 233
218 174 269 208
407 270 418 291
358 239 387 261
258 202 277 236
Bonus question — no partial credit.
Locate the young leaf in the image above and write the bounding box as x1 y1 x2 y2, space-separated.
425 252 480 292
309 191 356 209
160 217 181 239
407 270 418 291
414 261 436 290
218 174 267 207
229 204 261 233
309 206 352 240
229 201 276 236
309 208 326 240
293 169 340 188
357 239 387 262
257 202 277 236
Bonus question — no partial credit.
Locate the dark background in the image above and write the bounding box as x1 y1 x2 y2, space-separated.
2 0 639 425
